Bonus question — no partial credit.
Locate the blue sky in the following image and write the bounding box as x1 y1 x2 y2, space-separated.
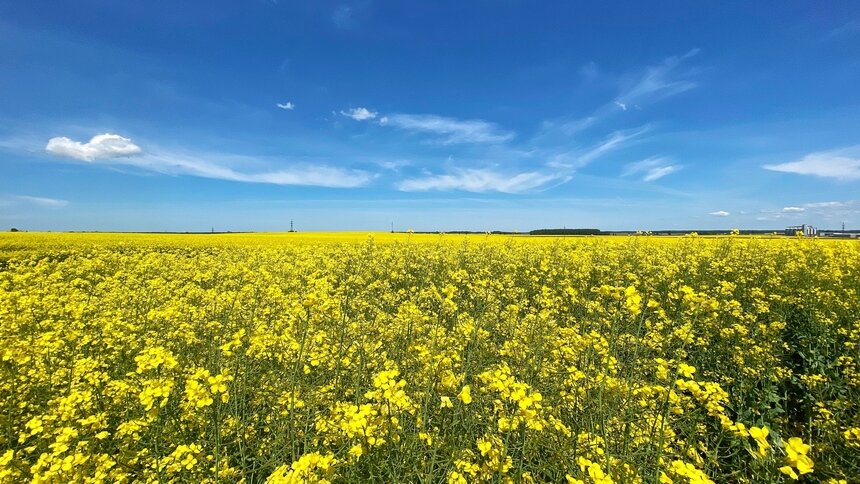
2 1 859 232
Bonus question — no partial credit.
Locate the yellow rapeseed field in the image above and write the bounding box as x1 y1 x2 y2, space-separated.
1 232 858 483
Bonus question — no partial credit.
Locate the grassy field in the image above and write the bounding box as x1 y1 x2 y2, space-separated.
1 233 858 483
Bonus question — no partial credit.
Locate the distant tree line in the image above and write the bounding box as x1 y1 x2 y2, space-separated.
529 228 602 235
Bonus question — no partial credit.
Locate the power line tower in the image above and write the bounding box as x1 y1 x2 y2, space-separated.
290 220 295 233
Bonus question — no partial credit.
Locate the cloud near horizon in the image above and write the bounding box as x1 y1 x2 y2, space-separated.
708 210 730 217
764 147 860 181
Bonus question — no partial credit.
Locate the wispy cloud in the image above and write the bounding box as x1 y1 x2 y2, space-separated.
579 61 599 81
536 51 699 142
328 51 694 194
579 126 649 165
539 117 596 137
341 107 377 121
804 201 851 209
375 160 412 171
622 157 681 182
123 152 373 188
379 114 515 145
13 195 69 208
708 210 730 217
544 127 649 172
44 134 373 188
641 165 680 182
782 206 805 213
617 49 699 105
332 5 356 29
276 101 295 110
45 133 142 161
763 147 860 181
824 20 860 40
397 168 567 194
802 200 860 215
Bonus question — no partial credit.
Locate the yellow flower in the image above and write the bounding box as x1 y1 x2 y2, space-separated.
448 471 468 484
477 438 492 456
795 456 814 475
785 437 810 458
458 385 472 405
779 465 798 480
678 363 696 378
783 437 813 476
748 426 770 457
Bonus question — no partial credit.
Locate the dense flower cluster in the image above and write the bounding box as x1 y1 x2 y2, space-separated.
1 232 858 482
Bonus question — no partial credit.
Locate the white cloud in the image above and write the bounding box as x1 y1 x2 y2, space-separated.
397 168 567 194
276 102 295 110
14 195 69 208
782 206 805 213
341 107 377 121
763 147 860 180
614 101 627 111
708 211 730 217
622 156 681 182
45 133 142 161
380 114 514 145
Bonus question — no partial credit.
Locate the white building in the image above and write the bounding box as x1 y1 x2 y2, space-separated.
785 224 817 237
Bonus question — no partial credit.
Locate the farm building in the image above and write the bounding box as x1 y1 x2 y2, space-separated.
785 224 818 237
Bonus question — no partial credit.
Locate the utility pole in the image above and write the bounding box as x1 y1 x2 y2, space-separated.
843 221 846 233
